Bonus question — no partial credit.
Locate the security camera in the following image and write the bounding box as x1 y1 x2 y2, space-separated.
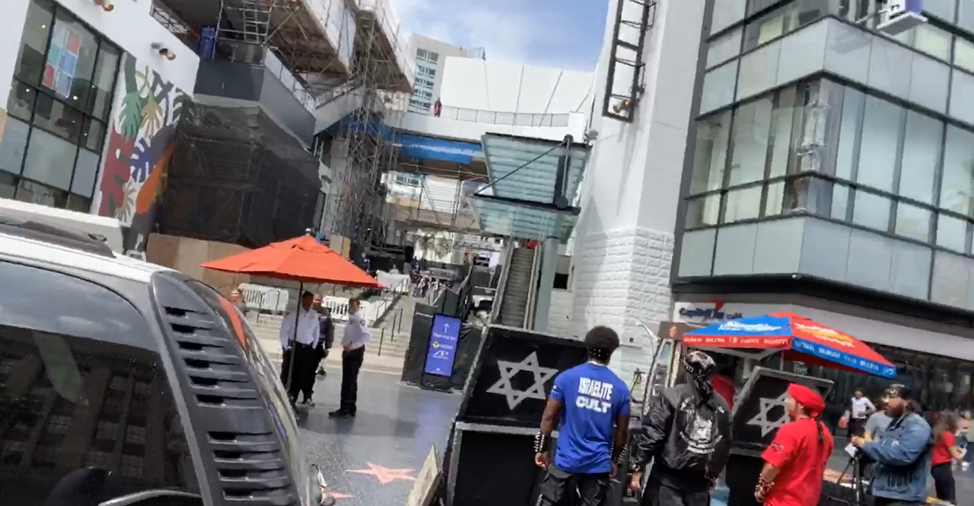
151 42 177 61
583 129 599 142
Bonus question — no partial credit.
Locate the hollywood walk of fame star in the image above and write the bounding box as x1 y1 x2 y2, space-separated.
347 463 417 485
486 351 558 410
747 392 790 437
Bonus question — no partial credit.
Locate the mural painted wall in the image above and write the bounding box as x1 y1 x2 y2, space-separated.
95 54 191 252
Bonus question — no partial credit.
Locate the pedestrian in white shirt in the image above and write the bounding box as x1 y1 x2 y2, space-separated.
279 291 321 407
843 389 876 437
329 297 371 418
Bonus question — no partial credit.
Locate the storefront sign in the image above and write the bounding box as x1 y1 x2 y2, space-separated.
675 301 744 323
424 314 461 377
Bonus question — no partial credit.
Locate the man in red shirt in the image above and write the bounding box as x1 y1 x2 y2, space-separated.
754 384 833 506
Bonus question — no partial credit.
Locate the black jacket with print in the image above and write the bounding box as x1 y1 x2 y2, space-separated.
633 383 732 490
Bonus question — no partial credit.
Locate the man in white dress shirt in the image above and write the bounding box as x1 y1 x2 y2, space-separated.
279 291 321 407
329 297 371 418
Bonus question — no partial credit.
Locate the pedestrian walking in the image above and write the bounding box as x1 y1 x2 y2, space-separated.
864 396 892 442
929 412 962 503
533 326 630 506
754 384 833 506
230 287 248 318
842 389 876 438
315 301 335 378
329 297 370 419
850 384 931 506
279 291 320 406
628 350 732 506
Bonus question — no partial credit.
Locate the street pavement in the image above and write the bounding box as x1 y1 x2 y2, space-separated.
293 370 461 506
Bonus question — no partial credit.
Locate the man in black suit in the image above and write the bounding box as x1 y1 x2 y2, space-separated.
313 295 335 379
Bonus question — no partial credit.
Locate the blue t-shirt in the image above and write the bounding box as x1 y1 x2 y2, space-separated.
549 362 631 474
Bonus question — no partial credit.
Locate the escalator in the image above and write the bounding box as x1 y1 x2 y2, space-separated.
497 247 535 327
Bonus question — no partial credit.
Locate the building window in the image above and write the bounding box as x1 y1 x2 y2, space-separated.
955 37 974 73
1 0 120 212
683 78 974 259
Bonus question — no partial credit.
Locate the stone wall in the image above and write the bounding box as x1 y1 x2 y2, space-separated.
571 226 674 381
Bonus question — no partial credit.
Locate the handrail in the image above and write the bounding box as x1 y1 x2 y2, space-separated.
489 243 516 324
433 106 572 128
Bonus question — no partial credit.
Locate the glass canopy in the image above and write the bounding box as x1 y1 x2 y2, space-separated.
479 133 590 204
469 196 578 241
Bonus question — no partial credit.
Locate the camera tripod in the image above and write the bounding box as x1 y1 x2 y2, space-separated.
828 453 867 506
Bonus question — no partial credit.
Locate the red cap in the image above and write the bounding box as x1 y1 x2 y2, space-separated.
787 383 825 416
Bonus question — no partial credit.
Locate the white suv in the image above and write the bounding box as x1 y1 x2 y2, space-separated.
0 214 333 506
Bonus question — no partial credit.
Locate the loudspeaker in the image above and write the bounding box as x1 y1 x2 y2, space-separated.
730 367 834 456
446 424 542 506
446 422 635 506
456 325 587 427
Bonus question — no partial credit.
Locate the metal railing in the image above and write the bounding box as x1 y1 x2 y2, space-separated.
434 106 572 128
263 51 317 113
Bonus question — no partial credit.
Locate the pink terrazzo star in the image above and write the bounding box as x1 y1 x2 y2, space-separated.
347 462 417 485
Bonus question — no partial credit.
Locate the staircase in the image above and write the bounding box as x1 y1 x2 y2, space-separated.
498 247 535 327
314 84 366 132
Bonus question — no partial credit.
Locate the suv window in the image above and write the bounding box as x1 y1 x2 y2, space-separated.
0 260 202 505
183 281 312 504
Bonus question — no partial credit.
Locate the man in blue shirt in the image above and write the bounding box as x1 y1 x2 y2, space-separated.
534 326 631 506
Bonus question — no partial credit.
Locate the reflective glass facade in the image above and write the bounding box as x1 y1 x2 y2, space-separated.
1 0 119 212
676 0 974 398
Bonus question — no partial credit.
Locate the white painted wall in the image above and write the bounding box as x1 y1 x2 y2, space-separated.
439 58 593 114
0 0 201 112
571 0 706 381
399 110 588 142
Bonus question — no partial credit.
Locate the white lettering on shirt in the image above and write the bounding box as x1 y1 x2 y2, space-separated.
575 376 614 414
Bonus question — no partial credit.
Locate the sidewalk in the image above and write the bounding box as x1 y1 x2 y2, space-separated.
254 333 406 376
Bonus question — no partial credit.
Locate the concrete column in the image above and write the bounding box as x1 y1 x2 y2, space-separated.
570 0 709 380
533 237 559 332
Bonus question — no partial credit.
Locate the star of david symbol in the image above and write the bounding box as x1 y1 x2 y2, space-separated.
486 351 558 410
747 393 789 437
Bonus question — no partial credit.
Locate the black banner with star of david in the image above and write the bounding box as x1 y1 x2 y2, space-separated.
730 367 834 456
456 325 588 427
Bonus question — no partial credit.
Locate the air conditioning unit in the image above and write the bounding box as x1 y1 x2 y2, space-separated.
877 0 926 35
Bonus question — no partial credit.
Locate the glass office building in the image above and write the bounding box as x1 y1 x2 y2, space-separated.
673 0 974 419
1 0 120 212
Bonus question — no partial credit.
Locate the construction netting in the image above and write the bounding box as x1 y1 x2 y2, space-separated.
160 104 323 247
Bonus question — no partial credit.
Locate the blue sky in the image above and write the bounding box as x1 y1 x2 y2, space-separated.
389 0 608 71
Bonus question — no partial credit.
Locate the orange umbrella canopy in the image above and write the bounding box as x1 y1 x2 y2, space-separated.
201 234 382 287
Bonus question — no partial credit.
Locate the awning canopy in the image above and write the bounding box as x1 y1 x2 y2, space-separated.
469 196 578 242
470 133 590 241
480 133 590 203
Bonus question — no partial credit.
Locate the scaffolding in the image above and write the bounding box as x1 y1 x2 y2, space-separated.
148 0 412 249
161 105 322 247
324 4 410 250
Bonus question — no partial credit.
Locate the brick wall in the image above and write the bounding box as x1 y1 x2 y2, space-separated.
571 226 674 381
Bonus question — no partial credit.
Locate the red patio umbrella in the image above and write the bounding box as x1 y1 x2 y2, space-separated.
201 233 382 404
201 234 382 287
